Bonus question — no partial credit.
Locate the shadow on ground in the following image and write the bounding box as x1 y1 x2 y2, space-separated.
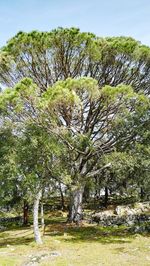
0 236 34 248
44 220 150 245
0 227 34 248
0 213 150 248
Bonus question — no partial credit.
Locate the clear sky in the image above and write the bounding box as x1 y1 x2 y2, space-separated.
0 0 150 47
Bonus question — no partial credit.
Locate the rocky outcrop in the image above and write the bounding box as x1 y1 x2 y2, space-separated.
115 202 150 216
91 202 150 228
91 213 150 227
0 216 23 224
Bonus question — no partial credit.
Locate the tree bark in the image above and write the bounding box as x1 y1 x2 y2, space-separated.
140 187 145 200
83 185 90 203
33 190 43 244
23 200 29 225
68 186 84 223
41 200 45 229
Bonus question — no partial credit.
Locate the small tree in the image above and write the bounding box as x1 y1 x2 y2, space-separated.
0 78 64 243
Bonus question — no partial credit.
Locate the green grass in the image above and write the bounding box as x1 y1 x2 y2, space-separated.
0 212 150 266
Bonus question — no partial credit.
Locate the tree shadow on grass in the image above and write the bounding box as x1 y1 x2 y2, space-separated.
44 216 66 225
0 235 34 248
64 226 133 244
0 227 34 248
44 221 150 245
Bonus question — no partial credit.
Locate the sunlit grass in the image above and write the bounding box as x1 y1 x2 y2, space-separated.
0 212 149 266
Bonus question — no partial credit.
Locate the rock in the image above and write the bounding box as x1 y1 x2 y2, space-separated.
115 202 150 217
115 206 135 216
50 251 61 257
127 221 134 226
0 226 6 231
40 254 48 260
91 210 115 223
115 206 124 216
130 223 150 234
91 208 150 228
31 257 38 262
134 202 150 213
113 225 119 228
134 226 140 232
0 216 23 224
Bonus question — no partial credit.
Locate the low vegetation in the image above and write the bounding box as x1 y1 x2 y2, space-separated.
0 211 150 266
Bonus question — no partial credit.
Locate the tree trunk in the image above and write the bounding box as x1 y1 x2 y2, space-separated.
33 190 43 244
140 187 145 200
104 186 108 208
83 185 90 203
68 186 84 223
23 200 29 225
41 200 45 229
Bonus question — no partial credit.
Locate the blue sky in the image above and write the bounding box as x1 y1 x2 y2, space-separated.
0 0 150 47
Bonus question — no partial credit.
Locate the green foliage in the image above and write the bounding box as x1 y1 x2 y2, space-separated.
0 127 21 207
0 28 97 90
1 28 150 95
42 77 99 108
0 28 149 214
0 78 39 116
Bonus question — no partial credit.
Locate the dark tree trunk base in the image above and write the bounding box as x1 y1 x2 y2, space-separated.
23 201 29 225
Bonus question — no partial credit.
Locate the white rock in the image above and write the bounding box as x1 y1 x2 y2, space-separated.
50 251 61 257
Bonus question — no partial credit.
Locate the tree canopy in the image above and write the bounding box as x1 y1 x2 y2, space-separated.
0 28 149 243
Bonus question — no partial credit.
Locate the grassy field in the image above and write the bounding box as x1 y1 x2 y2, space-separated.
0 212 150 266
